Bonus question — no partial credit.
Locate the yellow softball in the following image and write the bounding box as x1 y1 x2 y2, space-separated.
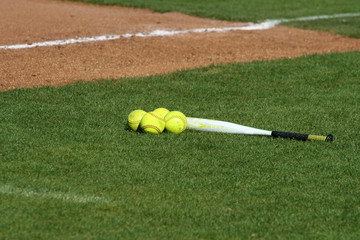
140 112 166 134
153 107 170 118
165 111 187 134
128 109 146 132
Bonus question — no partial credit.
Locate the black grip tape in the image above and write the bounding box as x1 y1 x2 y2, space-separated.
326 134 334 142
271 131 309 141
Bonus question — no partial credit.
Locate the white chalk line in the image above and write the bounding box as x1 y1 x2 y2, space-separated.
0 184 111 205
0 13 359 51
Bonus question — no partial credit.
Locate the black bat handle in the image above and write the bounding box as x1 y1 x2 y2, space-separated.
271 131 334 142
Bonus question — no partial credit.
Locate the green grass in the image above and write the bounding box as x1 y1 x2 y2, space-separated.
68 0 360 38
283 16 360 38
1 52 360 239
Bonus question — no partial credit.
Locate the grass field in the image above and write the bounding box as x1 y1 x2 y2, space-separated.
71 0 360 38
2 0 360 239
1 52 360 239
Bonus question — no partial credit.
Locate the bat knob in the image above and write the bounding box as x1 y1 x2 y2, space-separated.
325 134 334 142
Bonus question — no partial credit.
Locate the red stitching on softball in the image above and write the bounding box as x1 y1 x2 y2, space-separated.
166 115 187 131
141 125 161 133
149 112 165 122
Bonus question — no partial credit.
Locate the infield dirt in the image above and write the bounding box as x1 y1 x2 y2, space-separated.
1 0 360 91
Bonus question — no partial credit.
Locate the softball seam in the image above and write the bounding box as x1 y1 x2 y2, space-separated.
141 125 161 134
149 112 166 122
166 116 187 131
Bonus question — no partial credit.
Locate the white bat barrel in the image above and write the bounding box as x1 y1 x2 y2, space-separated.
186 117 272 136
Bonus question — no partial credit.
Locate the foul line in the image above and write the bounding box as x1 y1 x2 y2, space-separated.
0 13 359 50
0 184 111 204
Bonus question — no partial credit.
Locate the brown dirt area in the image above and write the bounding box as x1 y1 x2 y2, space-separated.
1 0 360 91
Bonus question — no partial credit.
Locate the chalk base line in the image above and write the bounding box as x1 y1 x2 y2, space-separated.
1 184 111 205
1 13 359 50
